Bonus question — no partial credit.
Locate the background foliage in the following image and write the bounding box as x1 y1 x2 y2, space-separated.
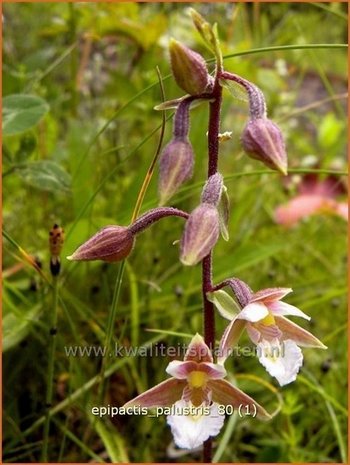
3 2 347 463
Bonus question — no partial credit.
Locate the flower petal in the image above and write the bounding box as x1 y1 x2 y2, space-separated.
123 378 186 408
250 287 292 303
166 361 198 379
298 173 346 198
184 333 213 363
237 302 269 322
275 316 327 348
246 322 261 344
166 400 225 450
274 195 323 226
257 339 303 386
274 194 338 227
199 362 226 379
269 301 311 320
256 323 283 341
218 318 246 364
208 379 271 420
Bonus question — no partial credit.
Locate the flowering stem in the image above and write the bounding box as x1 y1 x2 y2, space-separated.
202 72 223 464
207 80 222 178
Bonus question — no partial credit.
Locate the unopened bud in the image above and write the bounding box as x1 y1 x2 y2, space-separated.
190 9 214 49
201 173 223 206
67 226 134 262
241 118 288 175
159 138 194 205
169 39 209 95
180 203 220 266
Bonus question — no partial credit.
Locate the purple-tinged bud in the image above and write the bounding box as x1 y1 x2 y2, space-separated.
241 118 288 175
201 173 223 207
67 226 134 262
159 138 194 205
169 39 209 96
180 203 220 266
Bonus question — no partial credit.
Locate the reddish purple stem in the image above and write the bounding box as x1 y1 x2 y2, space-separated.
202 73 223 463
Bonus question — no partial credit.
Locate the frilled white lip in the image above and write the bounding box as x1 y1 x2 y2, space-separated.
167 400 225 450
257 339 303 386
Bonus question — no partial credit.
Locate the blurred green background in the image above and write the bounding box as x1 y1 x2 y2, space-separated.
3 2 348 463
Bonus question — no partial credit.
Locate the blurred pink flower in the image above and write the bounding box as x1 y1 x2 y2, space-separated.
275 173 347 226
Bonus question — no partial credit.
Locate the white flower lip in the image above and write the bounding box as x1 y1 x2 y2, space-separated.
166 400 225 450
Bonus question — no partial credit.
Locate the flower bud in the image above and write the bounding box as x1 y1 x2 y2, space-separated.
180 203 220 266
169 39 209 96
159 138 194 205
190 9 215 51
241 118 288 175
67 226 134 262
201 173 223 206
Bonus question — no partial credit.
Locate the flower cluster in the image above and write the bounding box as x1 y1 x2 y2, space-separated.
68 9 327 456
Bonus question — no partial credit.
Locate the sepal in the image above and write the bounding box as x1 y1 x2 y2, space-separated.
207 289 240 320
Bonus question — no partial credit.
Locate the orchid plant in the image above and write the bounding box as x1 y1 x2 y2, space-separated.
68 10 326 462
